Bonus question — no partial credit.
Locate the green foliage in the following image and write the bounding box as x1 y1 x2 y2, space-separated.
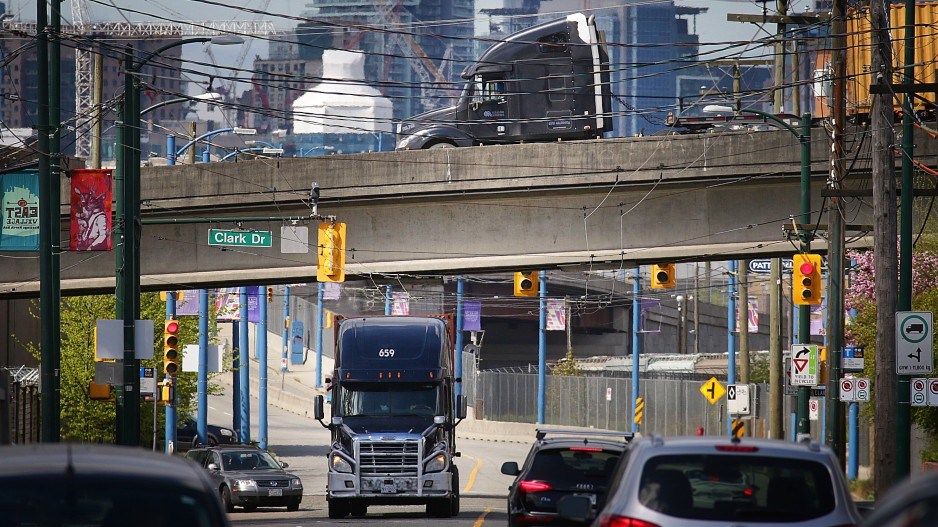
552 349 584 377
28 292 227 444
749 354 769 384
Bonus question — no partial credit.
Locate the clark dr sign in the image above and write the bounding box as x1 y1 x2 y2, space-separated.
208 228 272 248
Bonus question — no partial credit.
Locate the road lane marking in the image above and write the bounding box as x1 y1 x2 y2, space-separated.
463 454 483 493
473 507 491 527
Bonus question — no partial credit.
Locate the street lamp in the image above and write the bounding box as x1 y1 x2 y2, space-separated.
116 35 242 446
704 105 813 437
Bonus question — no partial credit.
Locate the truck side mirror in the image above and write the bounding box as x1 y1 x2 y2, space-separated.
314 394 325 421
456 394 467 420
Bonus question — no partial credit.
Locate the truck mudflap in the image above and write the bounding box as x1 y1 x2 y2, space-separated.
328 471 453 499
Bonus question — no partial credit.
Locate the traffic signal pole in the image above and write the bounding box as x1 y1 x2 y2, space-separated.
239 287 251 444
797 113 812 438
197 289 209 445
537 271 547 425
164 292 177 453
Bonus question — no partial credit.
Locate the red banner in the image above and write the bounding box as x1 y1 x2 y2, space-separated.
69 168 112 251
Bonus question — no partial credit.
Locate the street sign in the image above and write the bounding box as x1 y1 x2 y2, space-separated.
855 378 870 402
606 387 613 402
911 378 928 407
842 345 865 372
928 379 938 407
700 377 726 405
791 344 820 385
839 378 855 402
748 258 793 274
896 311 934 374
726 384 751 415
139 367 156 397
207 229 272 248
809 398 820 421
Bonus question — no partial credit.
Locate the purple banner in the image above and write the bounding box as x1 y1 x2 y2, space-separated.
639 298 661 333
175 292 200 316
462 301 481 331
247 286 260 323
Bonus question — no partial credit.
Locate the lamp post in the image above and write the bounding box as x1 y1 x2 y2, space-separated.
116 36 241 446
704 105 813 437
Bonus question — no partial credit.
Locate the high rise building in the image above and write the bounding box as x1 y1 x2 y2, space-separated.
295 0 475 121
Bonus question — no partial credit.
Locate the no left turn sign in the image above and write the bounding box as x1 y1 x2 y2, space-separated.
840 379 855 402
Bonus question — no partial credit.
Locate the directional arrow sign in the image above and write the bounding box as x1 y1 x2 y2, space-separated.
897 312 934 374
700 377 725 405
791 344 820 385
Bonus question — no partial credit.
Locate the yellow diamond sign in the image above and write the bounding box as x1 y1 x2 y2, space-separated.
700 376 726 405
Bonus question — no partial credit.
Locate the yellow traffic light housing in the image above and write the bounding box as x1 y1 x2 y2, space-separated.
163 319 180 375
514 271 539 297
267 286 274 303
793 253 822 305
651 264 675 289
317 221 347 282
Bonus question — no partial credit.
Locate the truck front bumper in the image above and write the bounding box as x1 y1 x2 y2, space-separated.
328 472 452 499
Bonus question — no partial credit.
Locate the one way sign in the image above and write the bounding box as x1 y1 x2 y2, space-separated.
791 344 820 386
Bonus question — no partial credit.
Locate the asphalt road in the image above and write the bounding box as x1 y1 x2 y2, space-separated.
204 382 531 527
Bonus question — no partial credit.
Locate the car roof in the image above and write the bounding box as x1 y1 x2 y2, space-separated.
535 437 628 450
631 435 833 458
191 444 263 452
531 428 632 451
0 443 211 489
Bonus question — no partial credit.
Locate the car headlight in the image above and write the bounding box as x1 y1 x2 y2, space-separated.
235 479 256 490
219 429 233 437
292 478 303 488
424 452 447 473
330 454 353 474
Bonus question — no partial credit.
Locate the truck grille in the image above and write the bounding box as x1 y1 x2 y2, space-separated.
358 440 420 476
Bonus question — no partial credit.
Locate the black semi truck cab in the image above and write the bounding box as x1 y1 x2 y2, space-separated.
314 315 466 519
396 12 613 150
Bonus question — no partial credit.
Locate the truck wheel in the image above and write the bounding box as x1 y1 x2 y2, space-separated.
427 499 452 518
450 466 460 516
350 503 367 517
428 142 455 149
328 500 350 519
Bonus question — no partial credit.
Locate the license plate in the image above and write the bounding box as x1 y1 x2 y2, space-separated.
380 483 397 494
268 489 283 497
575 493 597 506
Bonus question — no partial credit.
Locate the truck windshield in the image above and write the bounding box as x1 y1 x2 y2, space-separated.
337 383 441 417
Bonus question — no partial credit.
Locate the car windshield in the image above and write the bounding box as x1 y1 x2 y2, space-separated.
0 477 217 526
526 447 620 484
637 454 836 522
221 450 282 471
337 382 441 417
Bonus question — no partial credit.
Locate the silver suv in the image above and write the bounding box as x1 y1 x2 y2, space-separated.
560 435 861 527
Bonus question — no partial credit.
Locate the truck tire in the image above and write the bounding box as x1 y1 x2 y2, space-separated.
427 499 452 518
350 503 368 517
450 466 460 516
328 499 350 519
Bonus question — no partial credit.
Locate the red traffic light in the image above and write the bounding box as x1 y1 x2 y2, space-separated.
799 261 815 275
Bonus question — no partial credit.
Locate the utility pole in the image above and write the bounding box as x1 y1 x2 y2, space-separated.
739 261 750 383
825 0 847 469
91 51 104 169
869 0 899 496
693 266 700 355
50 0 63 440
774 1 790 113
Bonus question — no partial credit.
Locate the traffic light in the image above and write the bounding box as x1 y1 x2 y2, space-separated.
793 253 822 305
650 264 675 289
514 271 538 297
163 319 180 375
267 286 274 303
317 221 347 282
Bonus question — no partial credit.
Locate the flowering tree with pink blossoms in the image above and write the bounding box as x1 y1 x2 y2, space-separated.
846 248 938 461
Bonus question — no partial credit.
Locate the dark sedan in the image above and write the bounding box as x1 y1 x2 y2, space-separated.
187 445 303 512
176 417 238 450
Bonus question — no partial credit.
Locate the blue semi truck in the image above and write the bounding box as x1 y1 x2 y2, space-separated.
314 315 467 519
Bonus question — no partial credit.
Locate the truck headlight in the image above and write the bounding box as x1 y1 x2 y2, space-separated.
424 453 447 473
235 479 256 490
330 454 353 474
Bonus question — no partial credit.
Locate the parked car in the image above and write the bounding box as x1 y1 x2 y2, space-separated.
501 429 633 527
860 470 938 527
560 435 861 527
0 442 229 526
186 445 303 512
176 417 238 450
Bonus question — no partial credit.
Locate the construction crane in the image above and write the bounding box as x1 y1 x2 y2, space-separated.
68 0 276 160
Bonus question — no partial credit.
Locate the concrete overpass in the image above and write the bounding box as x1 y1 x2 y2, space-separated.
1 126 905 298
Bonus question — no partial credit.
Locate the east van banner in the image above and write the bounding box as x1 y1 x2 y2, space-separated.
0 171 40 251
69 168 113 251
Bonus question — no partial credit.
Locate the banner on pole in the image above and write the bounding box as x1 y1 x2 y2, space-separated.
639 298 661 333
391 291 410 315
546 299 566 330
214 288 241 321
463 301 481 331
69 168 112 251
323 282 342 300
735 297 760 333
0 171 40 251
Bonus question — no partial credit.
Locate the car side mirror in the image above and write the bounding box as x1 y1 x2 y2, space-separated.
314 395 325 421
557 495 593 522
280 461 289 468
456 394 467 420
207 463 219 471
501 461 520 476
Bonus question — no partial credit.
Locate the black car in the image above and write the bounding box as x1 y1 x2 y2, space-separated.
501 429 632 527
0 443 230 527
176 417 238 450
186 445 303 513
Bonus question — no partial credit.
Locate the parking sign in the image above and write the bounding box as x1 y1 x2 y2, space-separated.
839 378 855 402
912 378 928 407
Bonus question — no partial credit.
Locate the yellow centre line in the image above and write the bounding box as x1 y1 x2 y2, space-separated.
473 507 492 527
462 454 483 493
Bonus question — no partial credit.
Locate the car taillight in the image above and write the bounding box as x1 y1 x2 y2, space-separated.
519 480 553 493
715 445 759 452
597 514 660 527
